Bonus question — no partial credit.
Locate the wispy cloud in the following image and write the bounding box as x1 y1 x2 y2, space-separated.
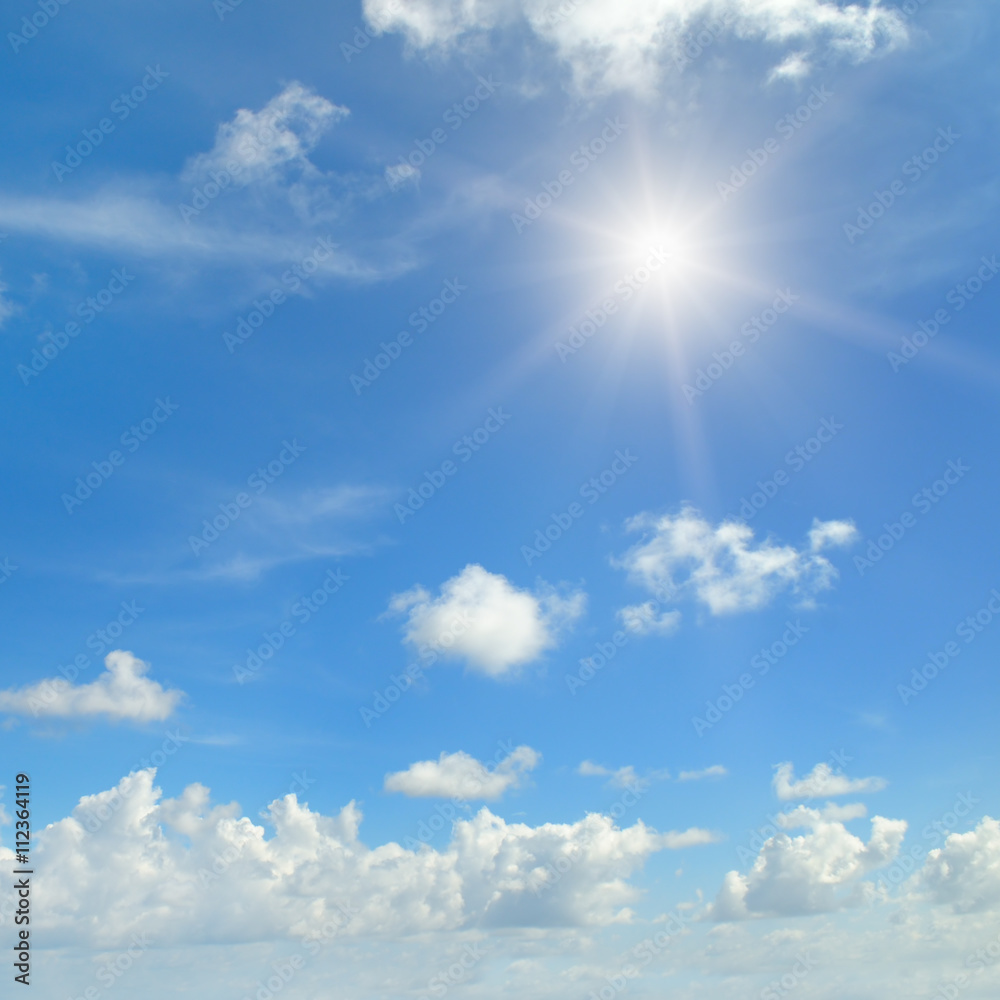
577 761 670 789
0 84 413 284
678 765 728 782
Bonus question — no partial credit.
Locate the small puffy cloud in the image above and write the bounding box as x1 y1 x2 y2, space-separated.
616 508 857 616
808 518 859 551
183 82 348 187
662 827 720 849
912 817 1000 913
363 0 908 97
9 768 714 947
617 602 681 636
678 765 728 782
385 746 540 800
712 812 906 920
389 564 585 677
773 762 887 801
0 650 183 723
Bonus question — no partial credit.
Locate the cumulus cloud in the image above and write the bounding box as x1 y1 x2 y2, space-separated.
616 508 857 616
183 82 348 187
773 762 887 801
385 746 540 800
712 811 906 920
912 817 1000 913
0 650 183 723
808 517 860 551
363 0 908 96
678 765 728 782
4 769 714 947
389 564 585 677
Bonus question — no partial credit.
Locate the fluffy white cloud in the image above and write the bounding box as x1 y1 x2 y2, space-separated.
385 746 540 800
712 811 906 920
808 517 860 551
678 765 728 782
773 762 887 801
183 82 348 187
363 0 908 96
912 817 1000 913
3 769 713 947
617 602 681 636
0 650 183 722
616 508 857 616
389 564 585 677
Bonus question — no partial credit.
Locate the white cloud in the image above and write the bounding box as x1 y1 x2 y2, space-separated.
616 508 857 616
0 650 183 723
576 760 652 788
767 50 812 83
776 802 869 827
712 811 906 920
385 746 540 800
773 762 887 801
912 817 1000 913
0 85 408 283
182 83 348 187
578 760 618 779
0 191 395 285
678 765 728 782
617 602 681 636
662 827 720 849
363 0 908 97
389 564 585 677
808 517 860 551
3 768 713 947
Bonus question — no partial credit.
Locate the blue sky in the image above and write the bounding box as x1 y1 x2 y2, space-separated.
2 0 1000 997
